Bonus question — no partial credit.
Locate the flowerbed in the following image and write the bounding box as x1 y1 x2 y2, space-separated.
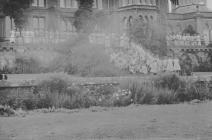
0 74 211 111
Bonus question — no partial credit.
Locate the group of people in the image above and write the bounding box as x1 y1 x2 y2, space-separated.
149 58 181 74
0 74 8 80
166 34 203 46
0 54 15 74
0 56 9 81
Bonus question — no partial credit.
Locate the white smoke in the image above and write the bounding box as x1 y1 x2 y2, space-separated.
206 0 212 10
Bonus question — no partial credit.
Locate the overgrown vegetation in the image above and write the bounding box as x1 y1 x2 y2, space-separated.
128 74 212 104
127 18 168 57
179 52 212 74
74 0 94 33
1 0 30 32
0 74 211 111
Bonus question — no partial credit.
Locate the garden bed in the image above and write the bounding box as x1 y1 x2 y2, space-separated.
0 73 211 111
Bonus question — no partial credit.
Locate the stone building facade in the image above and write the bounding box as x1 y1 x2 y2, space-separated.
0 0 167 40
167 0 212 43
3 0 212 44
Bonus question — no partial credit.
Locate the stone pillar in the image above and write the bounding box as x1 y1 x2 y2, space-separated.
5 16 14 39
98 0 103 9
152 0 156 5
0 17 5 38
196 16 201 34
119 0 123 7
157 0 169 43
209 29 212 43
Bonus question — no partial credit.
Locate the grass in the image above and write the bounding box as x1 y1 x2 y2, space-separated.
2 102 212 139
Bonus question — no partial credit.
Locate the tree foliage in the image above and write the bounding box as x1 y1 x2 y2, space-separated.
127 18 168 57
182 25 197 35
73 0 94 33
1 0 30 31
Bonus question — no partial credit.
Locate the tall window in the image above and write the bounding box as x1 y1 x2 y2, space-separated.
127 0 133 5
122 0 127 6
33 16 45 31
93 0 98 8
121 0 136 6
61 18 76 32
60 0 78 8
32 0 46 7
0 18 5 38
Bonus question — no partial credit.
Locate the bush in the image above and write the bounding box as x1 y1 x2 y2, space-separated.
176 80 212 102
34 78 120 109
128 81 177 105
127 18 167 57
1 74 212 111
113 95 132 107
127 74 212 105
155 73 184 91
37 77 68 94
22 98 37 110
129 81 155 104
155 89 176 104
0 105 15 116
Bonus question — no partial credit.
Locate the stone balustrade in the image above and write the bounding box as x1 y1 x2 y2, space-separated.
166 34 210 47
9 31 78 45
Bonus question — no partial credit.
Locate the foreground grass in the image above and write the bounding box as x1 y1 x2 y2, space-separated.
0 102 212 140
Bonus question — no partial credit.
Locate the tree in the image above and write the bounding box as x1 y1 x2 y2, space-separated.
73 0 94 33
127 18 168 57
1 0 30 32
182 25 197 35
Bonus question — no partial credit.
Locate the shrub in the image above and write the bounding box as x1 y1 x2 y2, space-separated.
138 91 155 104
129 81 156 104
127 18 167 57
0 105 15 116
126 74 211 105
1 74 212 111
155 73 184 91
113 95 132 107
176 80 212 102
22 98 37 110
4 97 23 110
35 77 106 109
155 89 177 104
37 77 68 94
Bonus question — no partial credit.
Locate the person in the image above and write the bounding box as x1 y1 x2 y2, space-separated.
173 58 181 74
161 58 168 72
166 58 174 72
0 74 3 80
10 30 16 44
150 60 158 75
0 74 7 80
3 74 7 80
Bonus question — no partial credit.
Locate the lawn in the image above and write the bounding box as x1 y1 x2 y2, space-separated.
0 102 212 140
